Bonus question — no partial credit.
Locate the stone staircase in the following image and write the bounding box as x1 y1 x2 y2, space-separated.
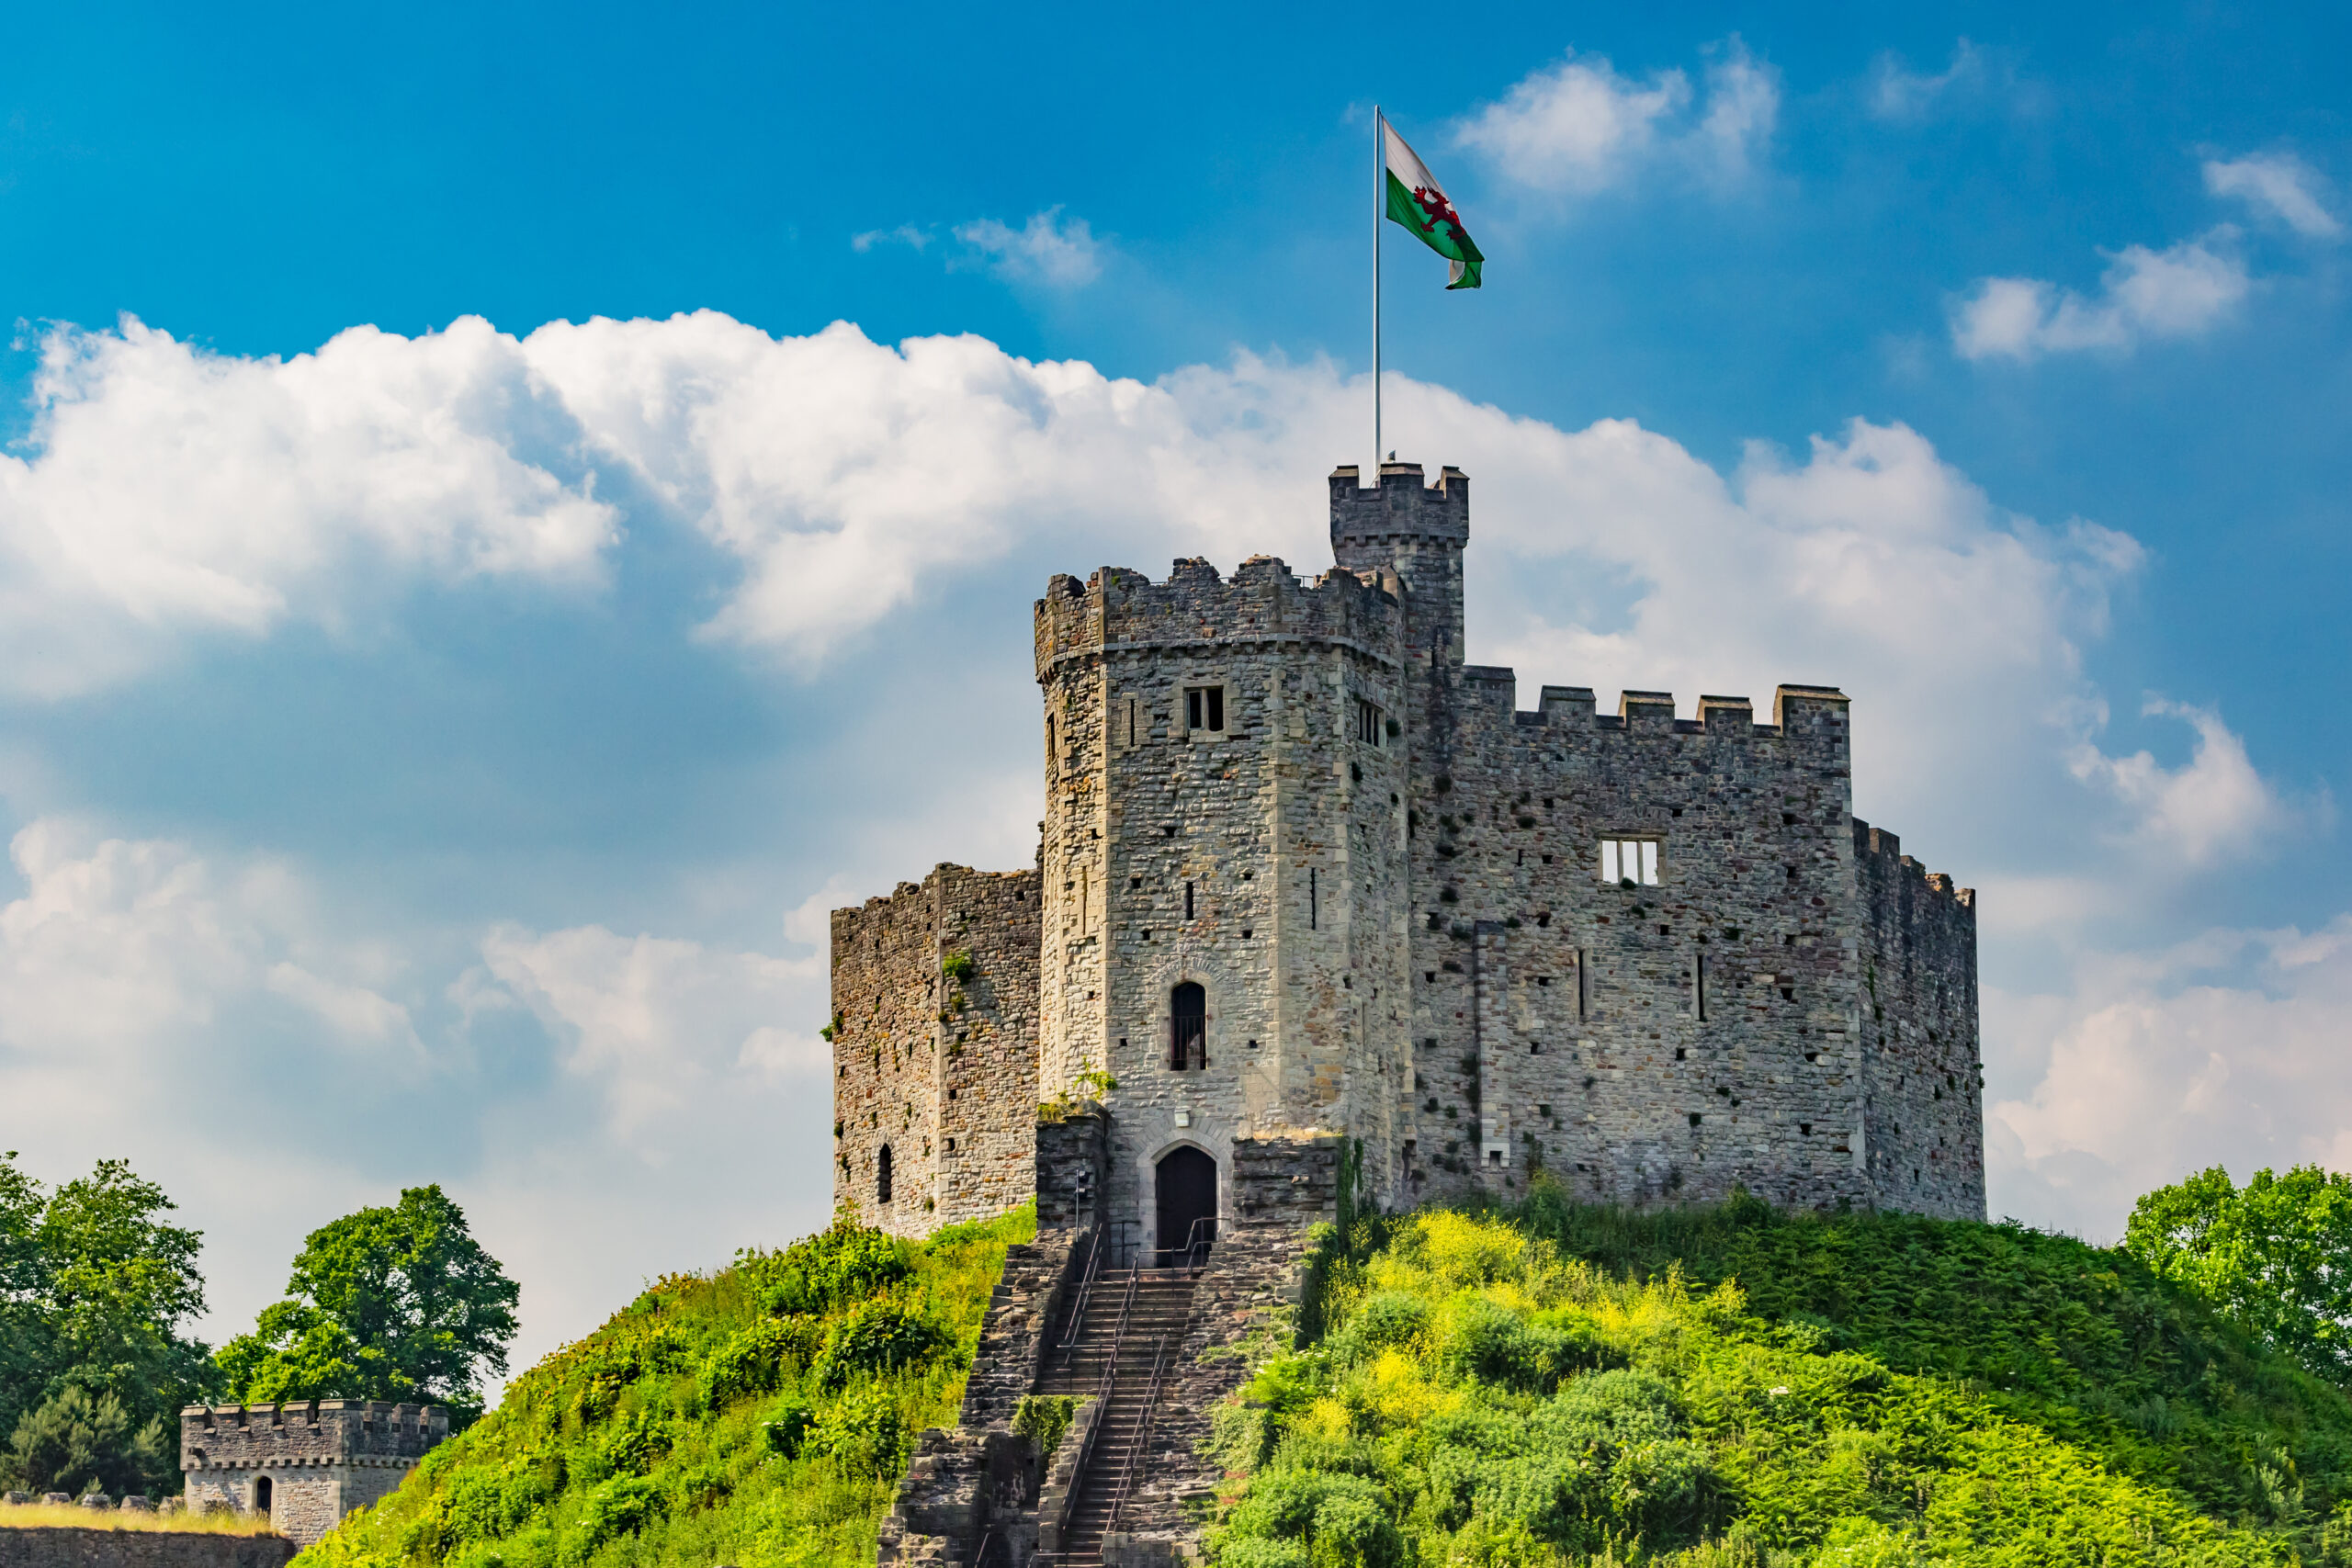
1034 1267 1199 1567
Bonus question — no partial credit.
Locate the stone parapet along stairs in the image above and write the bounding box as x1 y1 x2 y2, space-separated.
1034 1267 1199 1567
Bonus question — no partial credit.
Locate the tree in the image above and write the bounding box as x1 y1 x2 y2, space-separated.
0 1153 214 1496
0 1387 167 1497
0 1155 214 1461
215 1186 518 1423
2123 1164 2352 1381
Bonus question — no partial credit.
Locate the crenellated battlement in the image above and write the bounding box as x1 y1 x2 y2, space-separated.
1471 683 1852 746
1328 461 1471 546
180 1401 447 1469
1033 554 1404 677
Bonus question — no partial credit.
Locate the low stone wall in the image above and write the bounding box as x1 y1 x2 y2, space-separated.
877 1226 1090 1566
0 1529 298 1568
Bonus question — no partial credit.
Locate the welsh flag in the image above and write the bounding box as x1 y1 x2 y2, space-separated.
1384 119 1483 290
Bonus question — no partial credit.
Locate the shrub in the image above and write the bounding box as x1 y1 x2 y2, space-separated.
814 1385 909 1477
1012 1393 1077 1460
813 1298 955 1390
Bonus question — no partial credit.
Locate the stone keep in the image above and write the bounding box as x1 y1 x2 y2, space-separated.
180 1401 447 1547
835 461 1985 1247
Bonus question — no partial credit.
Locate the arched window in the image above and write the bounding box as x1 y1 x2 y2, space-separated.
254 1477 273 1515
1170 982 1205 1070
877 1145 894 1204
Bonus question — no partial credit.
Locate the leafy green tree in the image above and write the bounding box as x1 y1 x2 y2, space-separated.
2124 1163 2352 1380
0 1152 214 1463
0 1386 168 1496
216 1186 518 1423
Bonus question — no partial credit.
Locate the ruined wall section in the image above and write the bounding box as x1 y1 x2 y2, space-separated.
834 866 1044 1237
835 879 947 1235
1397 680 1874 1214
1853 822 1984 1219
933 865 1043 1227
1035 558 1409 1258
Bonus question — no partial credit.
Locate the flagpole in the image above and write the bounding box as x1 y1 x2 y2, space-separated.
1373 105 1383 485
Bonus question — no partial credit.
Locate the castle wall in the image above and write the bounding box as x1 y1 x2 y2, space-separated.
1035 556 1413 1259
1398 676 1874 1213
832 866 1042 1237
1853 822 1984 1218
179 1402 445 1548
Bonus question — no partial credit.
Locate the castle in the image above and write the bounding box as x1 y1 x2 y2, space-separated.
832 461 1984 1259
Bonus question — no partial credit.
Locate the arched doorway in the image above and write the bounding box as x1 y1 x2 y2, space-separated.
254 1476 273 1515
877 1145 894 1205
1155 1146 1216 1267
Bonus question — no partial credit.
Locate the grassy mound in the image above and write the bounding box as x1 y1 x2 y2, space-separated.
303 1204 1032 1568
1216 1192 2352 1567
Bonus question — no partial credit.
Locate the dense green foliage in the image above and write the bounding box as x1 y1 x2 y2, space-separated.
2124 1165 2352 1382
0 1151 214 1496
305 1205 1031 1568
216 1185 520 1423
1213 1192 2352 1567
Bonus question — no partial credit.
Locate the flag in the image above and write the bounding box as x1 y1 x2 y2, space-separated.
1384 118 1483 290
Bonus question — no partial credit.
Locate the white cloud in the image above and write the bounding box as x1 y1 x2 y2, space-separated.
2203 152 2342 239
1454 37 1778 196
0 818 411 1071
1952 231 2249 360
1866 39 1984 120
1990 917 2352 1240
850 223 934 253
2068 698 2300 866
0 316 619 697
477 923 821 1145
950 208 1104 287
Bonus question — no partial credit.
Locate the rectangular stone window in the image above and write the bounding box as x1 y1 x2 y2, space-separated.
1599 838 1659 886
1185 685 1226 734
1355 697 1384 745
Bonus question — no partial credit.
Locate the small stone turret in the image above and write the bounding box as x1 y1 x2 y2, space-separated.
181 1401 447 1546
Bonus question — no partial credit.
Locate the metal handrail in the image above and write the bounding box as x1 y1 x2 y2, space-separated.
1054 1227 1105 1369
1103 1332 1172 1540
972 1529 1000 1568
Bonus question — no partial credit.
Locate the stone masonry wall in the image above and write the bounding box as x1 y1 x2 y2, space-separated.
1399 677 1878 1214
1854 821 1984 1219
833 865 1041 1236
0 1529 299 1568
1035 555 1413 1260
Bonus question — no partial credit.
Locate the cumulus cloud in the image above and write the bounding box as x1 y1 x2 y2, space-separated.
477 923 822 1145
950 208 1104 287
1866 39 1985 120
1990 917 2352 1240
1454 37 1778 195
2203 152 2342 239
0 317 619 697
1951 232 2249 360
2068 698 2301 866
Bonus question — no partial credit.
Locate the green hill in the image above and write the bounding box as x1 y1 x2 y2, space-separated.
1215 1190 2352 1567
299 1188 2352 1568
302 1204 1033 1568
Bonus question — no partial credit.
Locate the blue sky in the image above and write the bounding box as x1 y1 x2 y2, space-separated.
2 1 2346 1375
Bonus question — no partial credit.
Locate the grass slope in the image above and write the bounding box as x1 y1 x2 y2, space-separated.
1216 1191 2352 1567
304 1204 1033 1568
